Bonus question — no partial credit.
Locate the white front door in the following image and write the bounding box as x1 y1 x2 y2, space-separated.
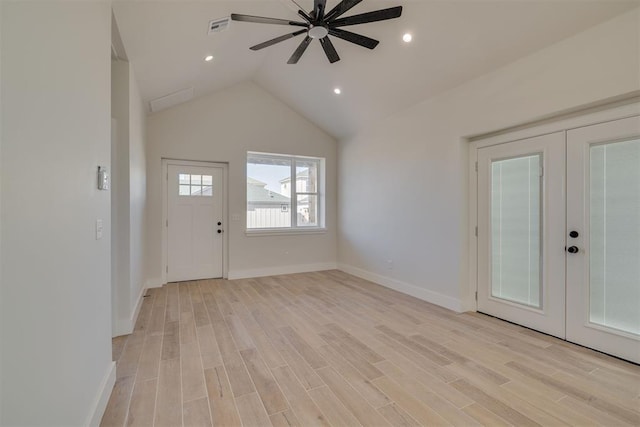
477 132 567 338
167 163 224 282
566 116 640 363
477 116 640 363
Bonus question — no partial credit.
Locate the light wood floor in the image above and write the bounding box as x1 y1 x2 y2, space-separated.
101 270 640 426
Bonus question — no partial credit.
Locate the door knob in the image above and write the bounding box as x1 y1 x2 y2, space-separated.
567 246 579 254
218 222 222 226
217 229 223 234
569 231 579 238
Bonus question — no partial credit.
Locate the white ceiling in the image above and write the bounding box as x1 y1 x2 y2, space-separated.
113 0 638 139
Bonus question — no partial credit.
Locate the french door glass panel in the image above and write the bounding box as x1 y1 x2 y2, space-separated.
491 154 542 308
589 138 640 335
477 132 566 338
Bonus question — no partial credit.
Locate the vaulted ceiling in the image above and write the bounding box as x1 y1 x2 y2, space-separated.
112 1 638 139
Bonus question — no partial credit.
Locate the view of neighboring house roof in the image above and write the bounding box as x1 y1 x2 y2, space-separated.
247 177 290 204
247 177 268 187
280 168 308 184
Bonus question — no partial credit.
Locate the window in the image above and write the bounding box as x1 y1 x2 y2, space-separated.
179 174 213 196
247 152 324 231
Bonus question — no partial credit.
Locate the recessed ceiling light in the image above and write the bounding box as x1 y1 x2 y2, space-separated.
403 33 413 43
204 55 214 62
334 88 342 95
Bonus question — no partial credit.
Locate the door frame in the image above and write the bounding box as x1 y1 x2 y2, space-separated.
162 158 229 284
469 100 640 312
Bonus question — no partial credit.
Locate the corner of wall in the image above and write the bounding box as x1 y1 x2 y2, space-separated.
85 361 116 427
337 264 464 313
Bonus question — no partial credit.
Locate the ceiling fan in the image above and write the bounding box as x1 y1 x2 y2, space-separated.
230 0 403 64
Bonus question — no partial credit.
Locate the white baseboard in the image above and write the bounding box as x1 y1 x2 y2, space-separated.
112 285 146 338
86 361 116 426
145 277 164 289
337 263 464 313
228 262 338 280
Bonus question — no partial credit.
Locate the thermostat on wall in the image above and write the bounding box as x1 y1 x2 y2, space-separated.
98 166 110 190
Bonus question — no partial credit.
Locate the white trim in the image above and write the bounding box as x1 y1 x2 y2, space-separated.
130 285 146 328
467 141 479 313
145 277 164 289
228 262 337 280
86 361 116 427
162 159 229 282
245 228 327 237
337 263 464 313
113 285 146 337
472 100 640 148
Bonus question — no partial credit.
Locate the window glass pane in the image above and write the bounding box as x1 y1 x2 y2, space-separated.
247 157 292 229
491 154 542 308
296 160 318 193
202 175 213 186
179 185 190 196
191 174 202 185
297 195 318 227
179 174 190 185
190 185 202 195
202 186 213 196
589 138 640 335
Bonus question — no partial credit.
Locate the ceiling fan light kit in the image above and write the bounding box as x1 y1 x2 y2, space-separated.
230 0 403 64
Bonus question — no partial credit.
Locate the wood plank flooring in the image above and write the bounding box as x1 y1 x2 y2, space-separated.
101 270 640 426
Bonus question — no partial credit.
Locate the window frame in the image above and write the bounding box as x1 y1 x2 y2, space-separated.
246 151 326 235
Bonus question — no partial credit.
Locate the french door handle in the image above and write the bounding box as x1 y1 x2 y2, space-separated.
567 246 579 254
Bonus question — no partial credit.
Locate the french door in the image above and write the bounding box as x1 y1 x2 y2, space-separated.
477 116 640 363
167 163 225 282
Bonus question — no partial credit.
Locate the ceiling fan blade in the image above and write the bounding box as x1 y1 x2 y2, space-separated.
230 13 308 28
288 36 313 64
324 0 362 22
320 37 340 63
328 28 378 49
250 29 307 51
298 9 312 22
330 6 403 27
313 0 327 20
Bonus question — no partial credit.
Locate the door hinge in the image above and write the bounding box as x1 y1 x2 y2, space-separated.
475 161 478 172
166 266 168 273
166 219 168 227
166 172 168 180
475 226 478 237
475 291 478 301
540 166 544 177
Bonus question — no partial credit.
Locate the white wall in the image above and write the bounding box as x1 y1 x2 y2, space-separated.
0 2 114 425
338 9 640 312
111 59 131 336
128 71 147 317
111 58 147 337
0 3 3 421
146 81 337 282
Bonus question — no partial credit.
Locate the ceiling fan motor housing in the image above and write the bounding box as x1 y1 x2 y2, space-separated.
309 25 329 39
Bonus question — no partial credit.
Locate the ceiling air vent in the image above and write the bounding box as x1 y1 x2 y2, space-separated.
208 17 230 35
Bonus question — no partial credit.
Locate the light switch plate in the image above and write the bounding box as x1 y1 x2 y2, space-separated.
96 219 103 240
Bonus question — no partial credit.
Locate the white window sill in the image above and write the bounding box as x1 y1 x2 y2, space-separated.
245 228 327 237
